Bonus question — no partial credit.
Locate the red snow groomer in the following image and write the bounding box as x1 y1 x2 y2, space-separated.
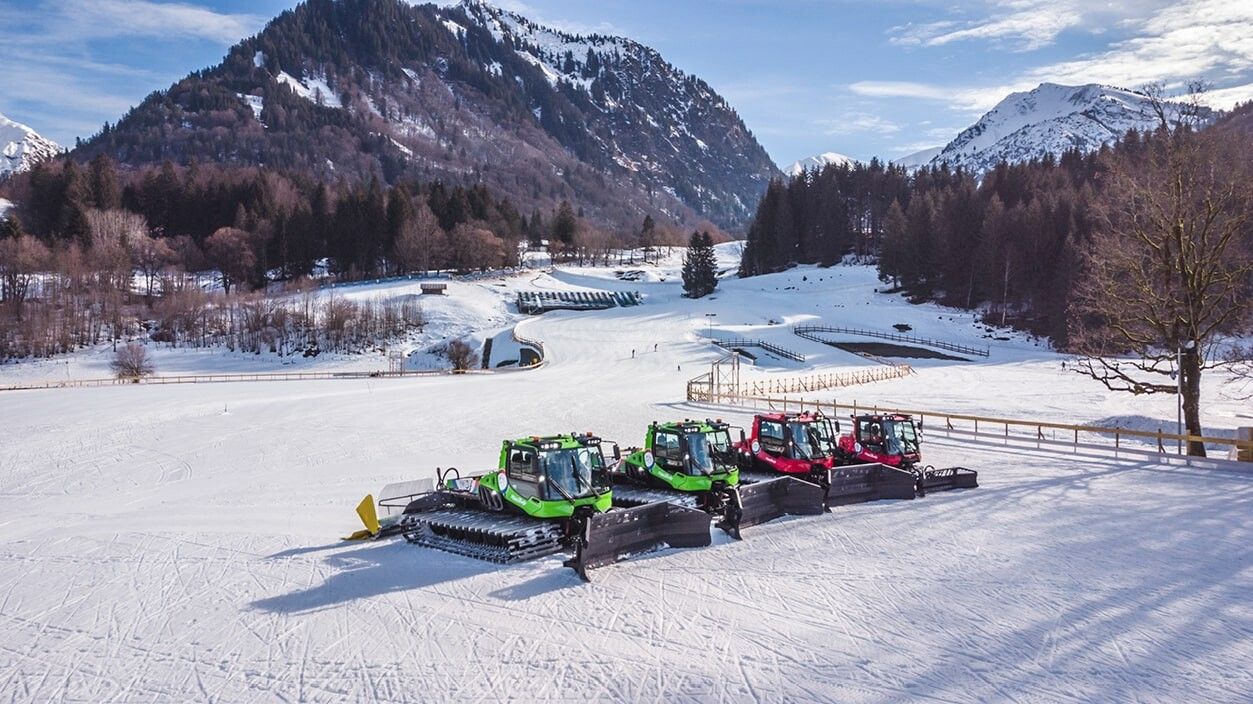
735 411 917 508
836 413 978 496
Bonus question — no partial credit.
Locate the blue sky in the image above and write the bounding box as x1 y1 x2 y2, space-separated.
1 0 1250 166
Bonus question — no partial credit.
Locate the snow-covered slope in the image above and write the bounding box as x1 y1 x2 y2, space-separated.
927 83 1209 174
785 151 855 176
891 145 942 169
1 255 1250 701
0 112 59 177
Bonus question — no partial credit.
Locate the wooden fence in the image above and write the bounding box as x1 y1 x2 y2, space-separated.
687 363 911 399
794 325 990 357
712 339 807 363
685 389 1253 463
0 367 492 392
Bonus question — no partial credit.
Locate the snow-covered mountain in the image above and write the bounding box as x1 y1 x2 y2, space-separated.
784 151 854 176
0 113 59 177
890 146 942 170
76 0 778 228
926 83 1210 174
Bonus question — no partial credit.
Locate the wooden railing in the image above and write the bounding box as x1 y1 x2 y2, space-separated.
712 338 807 363
0 367 493 392
794 325 990 357
684 389 1253 462
686 364 911 399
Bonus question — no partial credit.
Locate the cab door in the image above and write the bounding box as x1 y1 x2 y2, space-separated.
506 445 543 499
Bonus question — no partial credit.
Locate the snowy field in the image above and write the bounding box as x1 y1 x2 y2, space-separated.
1 247 1250 702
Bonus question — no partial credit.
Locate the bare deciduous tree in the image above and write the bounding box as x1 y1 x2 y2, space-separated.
205 227 257 295
1070 84 1253 456
111 342 155 379
0 234 50 321
86 208 145 292
394 203 446 274
129 232 174 302
1223 344 1253 401
445 339 480 371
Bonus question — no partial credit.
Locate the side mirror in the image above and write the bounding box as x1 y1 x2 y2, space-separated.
612 444 621 460
739 429 746 443
835 421 842 434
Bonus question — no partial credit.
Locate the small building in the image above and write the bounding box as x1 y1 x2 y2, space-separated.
421 282 448 295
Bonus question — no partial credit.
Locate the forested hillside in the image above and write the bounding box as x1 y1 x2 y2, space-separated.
63 0 777 230
740 100 1253 348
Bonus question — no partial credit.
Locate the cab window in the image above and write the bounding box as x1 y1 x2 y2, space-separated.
654 431 683 468
759 421 786 453
507 446 541 499
858 422 886 450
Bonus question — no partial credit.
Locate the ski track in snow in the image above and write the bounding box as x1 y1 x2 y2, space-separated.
1 250 1250 702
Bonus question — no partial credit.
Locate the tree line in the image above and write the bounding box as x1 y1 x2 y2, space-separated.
738 91 1253 455
0 153 716 361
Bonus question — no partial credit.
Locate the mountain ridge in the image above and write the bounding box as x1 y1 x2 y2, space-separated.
71 0 778 229
784 151 855 176
924 82 1210 173
1 113 60 178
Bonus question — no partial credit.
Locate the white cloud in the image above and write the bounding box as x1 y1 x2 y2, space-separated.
863 0 1253 117
0 1 265 144
815 112 901 135
848 81 1023 113
1023 0 1253 90
55 0 265 44
891 1 1175 52
893 3 1080 52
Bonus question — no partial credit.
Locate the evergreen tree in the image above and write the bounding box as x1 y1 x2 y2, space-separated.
639 214 656 262
682 231 718 298
878 200 908 288
385 184 414 274
88 154 121 211
527 209 545 247
551 200 577 259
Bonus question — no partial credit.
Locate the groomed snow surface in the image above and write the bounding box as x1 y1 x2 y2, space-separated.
2 247 1250 702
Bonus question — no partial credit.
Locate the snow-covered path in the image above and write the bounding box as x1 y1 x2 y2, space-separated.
1 259 1250 702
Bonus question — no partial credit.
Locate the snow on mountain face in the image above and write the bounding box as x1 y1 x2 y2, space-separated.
0 113 60 177
891 146 942 169
439 0 778 224
928 83 1211 174
785 152 855 176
